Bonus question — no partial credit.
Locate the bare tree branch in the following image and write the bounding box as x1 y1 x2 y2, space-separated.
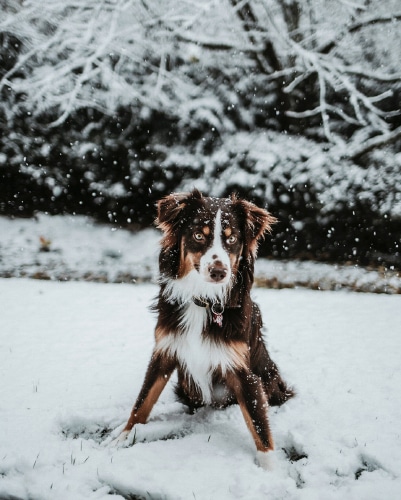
347 125 401 161
318 12 401 54
337 66 401 83
229 0 282 74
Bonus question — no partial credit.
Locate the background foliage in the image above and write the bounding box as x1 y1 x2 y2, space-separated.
1 0 400 267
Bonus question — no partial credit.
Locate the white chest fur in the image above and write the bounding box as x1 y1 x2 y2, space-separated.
156 302 236 403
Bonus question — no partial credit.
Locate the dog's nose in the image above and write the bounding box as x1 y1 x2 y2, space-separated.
209 263 228 282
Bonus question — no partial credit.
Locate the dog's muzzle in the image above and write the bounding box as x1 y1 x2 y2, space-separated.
208 263 228 283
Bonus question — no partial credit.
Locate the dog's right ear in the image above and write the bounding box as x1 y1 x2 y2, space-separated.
157 192 186 226
156 190 203 246
157 189 203 225
156 190 203 279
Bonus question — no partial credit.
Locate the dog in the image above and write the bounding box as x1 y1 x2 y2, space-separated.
113 189 294 469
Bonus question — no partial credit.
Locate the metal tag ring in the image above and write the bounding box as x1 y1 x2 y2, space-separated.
211 302 224 315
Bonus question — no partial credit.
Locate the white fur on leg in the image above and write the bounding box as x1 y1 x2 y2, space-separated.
109 430 130 448
255 450 275 471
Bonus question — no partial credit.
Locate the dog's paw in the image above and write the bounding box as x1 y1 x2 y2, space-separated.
109 430 130 448
255 450 275 471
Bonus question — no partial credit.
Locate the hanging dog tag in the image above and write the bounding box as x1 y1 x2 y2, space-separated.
211 303 224 327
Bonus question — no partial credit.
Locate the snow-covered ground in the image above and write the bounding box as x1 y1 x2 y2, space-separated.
1 278 400 500
1 214 400 293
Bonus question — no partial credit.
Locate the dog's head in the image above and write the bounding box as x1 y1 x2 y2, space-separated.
157 189 276 302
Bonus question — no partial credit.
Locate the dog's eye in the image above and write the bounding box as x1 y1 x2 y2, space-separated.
226 235 237 244
193 232 205 242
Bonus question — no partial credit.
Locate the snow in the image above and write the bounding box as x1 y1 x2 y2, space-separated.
0 215 160 284
1 278 400 499
1 214 400 293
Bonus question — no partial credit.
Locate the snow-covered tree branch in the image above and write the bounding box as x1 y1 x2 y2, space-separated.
1 0 215 121
1 0 400 150
225 0 401 149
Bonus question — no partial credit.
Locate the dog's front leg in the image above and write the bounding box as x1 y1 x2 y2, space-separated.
113 351 176 445
227 369 274 469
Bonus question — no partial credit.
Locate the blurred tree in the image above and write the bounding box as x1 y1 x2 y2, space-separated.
1 0 400 267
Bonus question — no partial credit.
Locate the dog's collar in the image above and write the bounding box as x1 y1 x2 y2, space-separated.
192 296 225 327
192 296 214 308
192 296 226 310
192 296 241 309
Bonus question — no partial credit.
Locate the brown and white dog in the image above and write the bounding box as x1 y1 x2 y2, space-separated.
113 189 294 468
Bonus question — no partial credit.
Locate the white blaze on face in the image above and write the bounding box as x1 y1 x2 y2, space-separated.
199 209 231 283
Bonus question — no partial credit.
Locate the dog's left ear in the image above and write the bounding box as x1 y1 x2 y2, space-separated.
234 198 277 257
